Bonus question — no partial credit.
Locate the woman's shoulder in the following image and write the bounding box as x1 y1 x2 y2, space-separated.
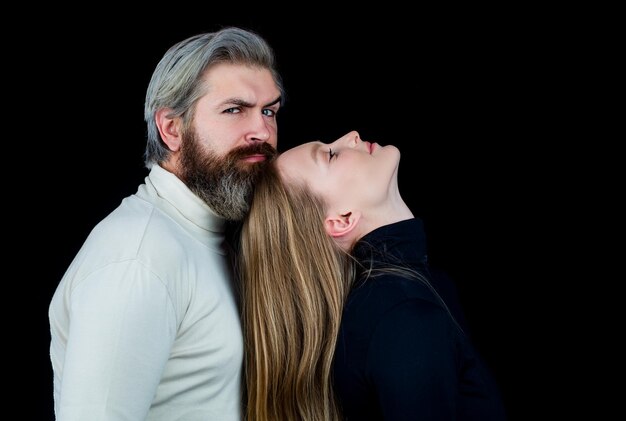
346 271 446 318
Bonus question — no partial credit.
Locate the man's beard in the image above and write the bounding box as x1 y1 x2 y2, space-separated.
179 129 277 221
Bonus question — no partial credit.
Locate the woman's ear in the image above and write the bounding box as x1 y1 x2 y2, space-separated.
155 108 183 152
324 211 361 238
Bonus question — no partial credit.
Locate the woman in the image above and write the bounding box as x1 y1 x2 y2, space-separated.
239 131 506 420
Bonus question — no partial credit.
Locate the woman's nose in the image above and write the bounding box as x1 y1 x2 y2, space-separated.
338 130 361 147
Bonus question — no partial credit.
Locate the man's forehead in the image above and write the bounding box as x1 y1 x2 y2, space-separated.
201 65 279 104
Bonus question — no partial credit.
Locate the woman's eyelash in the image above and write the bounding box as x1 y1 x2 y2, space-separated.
328 148 336 162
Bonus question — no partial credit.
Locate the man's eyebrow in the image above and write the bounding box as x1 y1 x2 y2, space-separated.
221 98 254 108
221 96 282 108
264 96 282 108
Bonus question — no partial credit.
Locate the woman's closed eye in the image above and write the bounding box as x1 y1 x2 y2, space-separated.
328 148 337 162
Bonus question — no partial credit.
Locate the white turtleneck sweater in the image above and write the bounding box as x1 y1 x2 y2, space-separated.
49 165 243 420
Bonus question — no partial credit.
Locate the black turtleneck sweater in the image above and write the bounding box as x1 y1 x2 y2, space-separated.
332 218 506 420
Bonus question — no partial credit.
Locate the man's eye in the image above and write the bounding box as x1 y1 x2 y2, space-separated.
262 109 276 117
224 107 241 114
328 148 337 162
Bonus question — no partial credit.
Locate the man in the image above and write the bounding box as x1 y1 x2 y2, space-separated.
49 27 283 420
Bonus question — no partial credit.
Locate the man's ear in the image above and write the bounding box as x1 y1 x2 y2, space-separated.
155 108 183 152
324 211 361 238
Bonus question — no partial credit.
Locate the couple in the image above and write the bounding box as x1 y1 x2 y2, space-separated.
48 27 506 420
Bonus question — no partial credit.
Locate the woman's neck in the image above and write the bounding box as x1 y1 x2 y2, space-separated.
336 197 414 252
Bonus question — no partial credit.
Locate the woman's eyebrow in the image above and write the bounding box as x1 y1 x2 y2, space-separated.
311 142 324 165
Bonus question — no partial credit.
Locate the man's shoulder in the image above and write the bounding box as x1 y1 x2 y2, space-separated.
90 195 155 241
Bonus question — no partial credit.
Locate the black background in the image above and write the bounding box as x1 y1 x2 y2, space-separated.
32 13 577 420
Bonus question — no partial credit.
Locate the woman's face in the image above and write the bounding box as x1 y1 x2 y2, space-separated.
276 131 400 218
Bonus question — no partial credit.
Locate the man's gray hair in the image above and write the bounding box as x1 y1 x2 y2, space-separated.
143 27 284 168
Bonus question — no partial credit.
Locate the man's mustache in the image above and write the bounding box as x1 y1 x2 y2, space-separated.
228 142 278 162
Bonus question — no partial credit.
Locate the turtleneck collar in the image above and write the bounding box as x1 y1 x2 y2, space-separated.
352 218 428 270
135 165 227 249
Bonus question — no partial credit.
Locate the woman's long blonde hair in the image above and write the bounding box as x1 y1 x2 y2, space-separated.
239 163 353 421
